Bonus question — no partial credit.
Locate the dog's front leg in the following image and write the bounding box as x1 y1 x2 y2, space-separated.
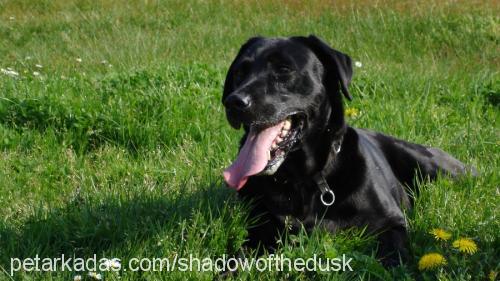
376 225 409 267
244 206 283 254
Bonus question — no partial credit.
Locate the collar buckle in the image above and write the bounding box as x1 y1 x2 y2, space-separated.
313 173 335 206
312 137 342 207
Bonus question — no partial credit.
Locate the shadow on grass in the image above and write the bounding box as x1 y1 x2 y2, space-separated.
0 183 245 268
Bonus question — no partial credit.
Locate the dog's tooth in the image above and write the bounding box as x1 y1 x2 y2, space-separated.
267 150 271 160
271 143 278 149
280 129 289 137
276 136 283 143
283 120 291 130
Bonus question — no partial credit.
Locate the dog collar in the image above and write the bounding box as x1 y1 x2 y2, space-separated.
313 173 336 206
313 138 342 207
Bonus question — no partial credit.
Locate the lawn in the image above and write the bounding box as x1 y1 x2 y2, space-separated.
0 0 498 280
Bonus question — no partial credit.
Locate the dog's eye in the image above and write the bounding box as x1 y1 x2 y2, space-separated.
276 64 293 74
234 69 245 85
234 62 250 85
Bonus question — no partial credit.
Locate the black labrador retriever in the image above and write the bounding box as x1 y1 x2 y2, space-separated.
221 35 471 266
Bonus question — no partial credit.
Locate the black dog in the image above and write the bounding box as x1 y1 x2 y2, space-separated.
221 35 471 266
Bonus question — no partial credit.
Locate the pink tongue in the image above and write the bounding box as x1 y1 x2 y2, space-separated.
223 121 284 190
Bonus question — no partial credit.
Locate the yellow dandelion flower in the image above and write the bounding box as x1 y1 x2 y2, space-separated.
418 253 447 271
430 228 452 241
452 238 478 254
345 108 359 118
489 270 497 281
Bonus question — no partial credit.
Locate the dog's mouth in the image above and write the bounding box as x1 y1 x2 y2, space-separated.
223 114 304 190
262 114 304 175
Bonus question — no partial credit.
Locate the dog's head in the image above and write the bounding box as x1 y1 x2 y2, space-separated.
222 35 353 190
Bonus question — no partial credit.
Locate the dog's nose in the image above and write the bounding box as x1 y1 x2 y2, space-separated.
224 94 252 111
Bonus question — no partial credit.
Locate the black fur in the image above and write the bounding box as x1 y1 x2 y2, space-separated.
222 35 472 266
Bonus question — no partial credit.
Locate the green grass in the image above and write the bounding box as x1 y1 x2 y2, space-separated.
0 0 498 280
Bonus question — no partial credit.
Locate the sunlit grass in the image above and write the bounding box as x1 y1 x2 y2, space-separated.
0 0 498 280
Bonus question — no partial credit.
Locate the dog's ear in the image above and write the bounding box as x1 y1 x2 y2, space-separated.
222 37 263 103
292 35 353 100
